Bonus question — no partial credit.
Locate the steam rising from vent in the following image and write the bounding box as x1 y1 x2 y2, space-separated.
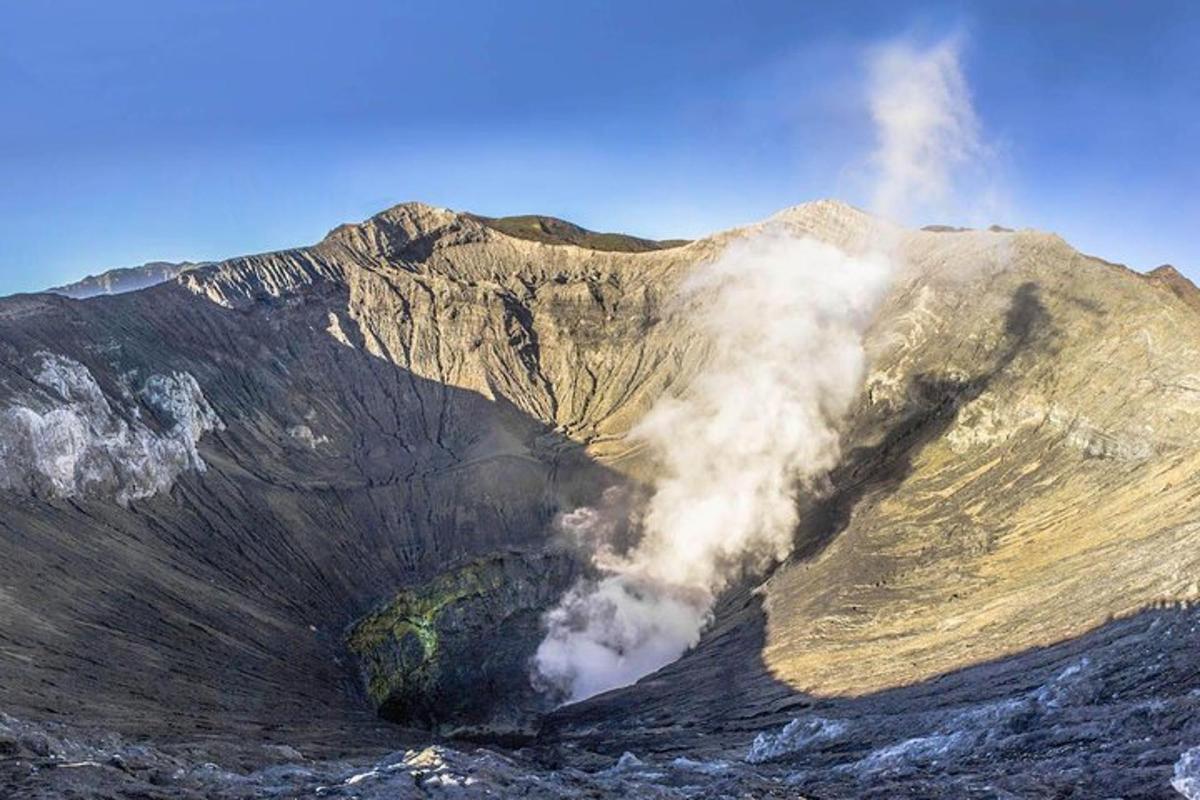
534 34 987 703
535 238 892 701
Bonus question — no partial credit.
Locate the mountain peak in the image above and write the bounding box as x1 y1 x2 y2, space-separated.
1146 263 1200 312
324 201 464 246
766 198 873 226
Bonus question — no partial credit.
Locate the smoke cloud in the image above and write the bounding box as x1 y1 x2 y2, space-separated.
534 34 986 703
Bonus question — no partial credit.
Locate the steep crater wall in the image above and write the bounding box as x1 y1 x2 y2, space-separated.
1 201 1199 779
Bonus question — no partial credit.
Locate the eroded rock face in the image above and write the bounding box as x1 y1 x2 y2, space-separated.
754 230 1200 700
348 551 579 736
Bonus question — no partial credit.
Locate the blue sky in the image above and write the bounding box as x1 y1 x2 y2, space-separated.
1 1 1196 294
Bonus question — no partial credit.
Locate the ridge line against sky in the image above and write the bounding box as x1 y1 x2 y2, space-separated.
1 0 1197 294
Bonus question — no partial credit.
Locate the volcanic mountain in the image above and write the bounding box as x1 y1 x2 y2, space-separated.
1 201 1197 798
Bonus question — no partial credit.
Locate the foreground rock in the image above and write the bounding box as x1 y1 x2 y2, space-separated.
3 604 1198 797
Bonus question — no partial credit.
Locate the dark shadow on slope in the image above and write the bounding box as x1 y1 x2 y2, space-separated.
791 281 1052 563
0 279 624 755
467 213 690 252
539 593 1200 798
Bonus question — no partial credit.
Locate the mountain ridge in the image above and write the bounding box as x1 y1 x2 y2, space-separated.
33 200 1194 309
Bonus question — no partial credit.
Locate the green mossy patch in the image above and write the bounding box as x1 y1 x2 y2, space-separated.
346 550 578 730
348 559 504 707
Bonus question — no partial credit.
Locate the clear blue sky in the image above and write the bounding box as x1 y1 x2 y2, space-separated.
1 1 1196 294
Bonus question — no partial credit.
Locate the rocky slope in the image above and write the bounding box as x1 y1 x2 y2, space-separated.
1 200 1197 798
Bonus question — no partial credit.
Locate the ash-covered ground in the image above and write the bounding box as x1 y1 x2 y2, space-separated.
4 604 1198 799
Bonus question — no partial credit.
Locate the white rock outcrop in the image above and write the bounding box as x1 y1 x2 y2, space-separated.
1176 747 1200 800
0 353 222 504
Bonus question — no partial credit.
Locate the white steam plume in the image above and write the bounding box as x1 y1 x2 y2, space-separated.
534 35 986 703
868 36 985 224
536 237 892 701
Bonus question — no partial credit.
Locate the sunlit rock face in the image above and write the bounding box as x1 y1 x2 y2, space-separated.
0 352 221 504
754 224 1200 702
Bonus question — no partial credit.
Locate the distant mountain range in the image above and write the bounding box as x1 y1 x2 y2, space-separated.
47 261 207 299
